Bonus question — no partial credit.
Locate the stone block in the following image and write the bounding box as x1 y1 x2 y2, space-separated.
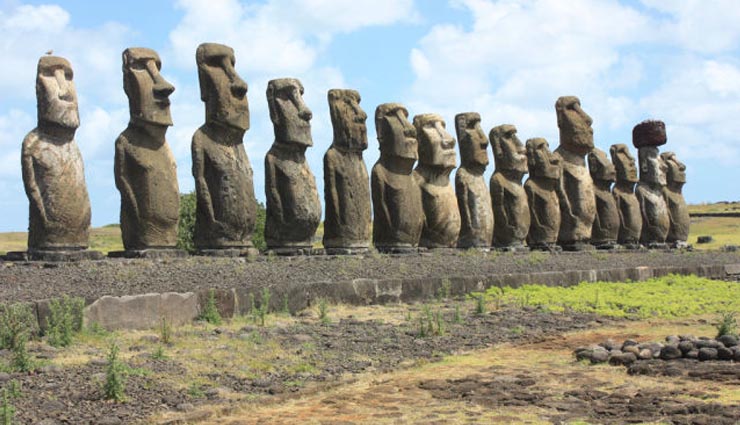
84 292 198 331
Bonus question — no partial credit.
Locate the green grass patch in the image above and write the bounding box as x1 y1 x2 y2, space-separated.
482 274 740 319
689 216 740 250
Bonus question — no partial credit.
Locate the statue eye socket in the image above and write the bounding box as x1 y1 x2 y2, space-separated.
129 60 148 71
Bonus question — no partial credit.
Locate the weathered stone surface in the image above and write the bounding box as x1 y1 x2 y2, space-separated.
115 48 179 250
554 96 596 250
635 145 669 247
323 89 371 252
524 138 561 250
83 292 198 330
22 55 92 253
371 103 423 251
413 113 460 248
610 144 642 248
660 152 689 246
192 43 257 251
264 78 321 251
588 148 619 249
632 120 666 148
454 112 493 248
490 124 529 249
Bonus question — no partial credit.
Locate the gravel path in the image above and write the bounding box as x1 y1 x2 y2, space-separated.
1 250 737 303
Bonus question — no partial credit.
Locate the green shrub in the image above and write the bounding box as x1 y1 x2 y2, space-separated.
47 296 85 348
0 303 37 350
715 312 738 338
317 298 329 324
103 342 126 402
1 387 14 425
11 335 33 373
159 316 172 344
177 192 267 253
199 289 222 325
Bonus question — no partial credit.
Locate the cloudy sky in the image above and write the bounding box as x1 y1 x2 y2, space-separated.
0 0 738 232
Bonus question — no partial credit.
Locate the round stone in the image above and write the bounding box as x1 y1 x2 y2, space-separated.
698 347 718 361
659 345 682 360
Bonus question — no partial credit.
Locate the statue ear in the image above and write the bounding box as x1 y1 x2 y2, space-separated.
266 84 279 124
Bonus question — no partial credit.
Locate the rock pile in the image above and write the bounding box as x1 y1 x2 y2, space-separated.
575 334 740 366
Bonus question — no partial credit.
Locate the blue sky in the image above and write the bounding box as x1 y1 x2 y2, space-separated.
0 0 738 232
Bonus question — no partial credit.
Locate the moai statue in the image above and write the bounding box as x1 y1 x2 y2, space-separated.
490 124 530 251
323 89 371 254
633 120 670 249
454 112 493 249
371 103 423 253
18 55 102 261
588 148 620 249
609 144 642 249
264 78 321 255
113 48 183 258
191 43 258 256
524 138 561 251
554 96 596 251
660 152 690 248
413 113 461 249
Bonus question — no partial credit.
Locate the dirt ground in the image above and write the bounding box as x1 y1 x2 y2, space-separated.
2 301 739 424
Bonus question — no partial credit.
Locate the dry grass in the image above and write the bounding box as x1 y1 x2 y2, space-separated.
689 216 740 250
688 201 740 214
0 225 123 255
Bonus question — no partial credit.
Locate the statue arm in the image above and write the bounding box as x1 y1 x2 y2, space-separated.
371 170 392 231
114 140 139 219
192 140 216 225
455 176 473 229
324 154 342 225
556 176 575 221
21 140 47 224
526 185 542 228
265 156 284 224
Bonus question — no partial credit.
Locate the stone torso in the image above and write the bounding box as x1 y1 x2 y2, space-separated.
23 130 91 249
371 162 423 248
635 183 669 244
323 147 371 248
116 133 179 250
490 172 530 247
612 185 642 244
555 148 595 244
524 178 560 247
415 171 461 248
264 148 321 247
193 130 256 248
455 167 493 248
592 185 620 244
663 187 690 243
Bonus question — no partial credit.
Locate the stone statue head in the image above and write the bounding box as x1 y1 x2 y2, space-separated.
122 48 175 127
588 148 616 183
455 112 489 168
375 103 417 160
266 78 313 148
609 144 638 184
328 89 367 152
36 55 79 130
196 43 249 132
413 113 456 169
526 138 560 180
660 151 686 185
638 146 667 186
555 96 594 155
632 120 666 148
490 124 527 174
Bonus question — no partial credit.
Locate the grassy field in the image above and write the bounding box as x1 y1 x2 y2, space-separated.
688 201 740 214
0 225 123 255
689 216 740 250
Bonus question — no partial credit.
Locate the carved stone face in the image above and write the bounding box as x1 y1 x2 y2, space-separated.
197 43 249 132
556 96 594 155
36 55 79 130
490 124 527 173
328 89 367 152
609 144 638 184
455 112 489 168
661 151 686 184
122 48 175 127
588 148 616 182
526 138 560 180
638 146 667 186
375 103 417 160
414 113 456 169
267 78 313 147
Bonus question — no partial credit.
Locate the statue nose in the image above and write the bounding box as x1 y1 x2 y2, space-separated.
153 75 175 98
231 76 248 98
54 69 73 100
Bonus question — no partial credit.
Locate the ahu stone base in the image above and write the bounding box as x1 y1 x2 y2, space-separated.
4 249 104 262
108 249 188 259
